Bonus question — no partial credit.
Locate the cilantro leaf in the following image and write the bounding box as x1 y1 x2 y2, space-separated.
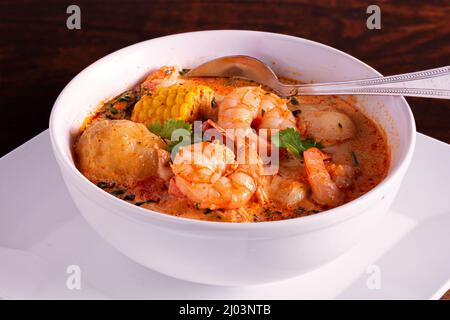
272 128 322 157
148 122 162 136
168 136 189 154
148 119 195 158
148 119 192 140
289 96 299 105
301 138 323 150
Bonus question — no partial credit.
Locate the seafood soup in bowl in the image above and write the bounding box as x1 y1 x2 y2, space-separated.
50 30 415 285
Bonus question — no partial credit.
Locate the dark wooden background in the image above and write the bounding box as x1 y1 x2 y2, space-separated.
0 0 449 299
1 0 449 157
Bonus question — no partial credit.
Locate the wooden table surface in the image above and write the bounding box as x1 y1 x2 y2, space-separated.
0 0 449 299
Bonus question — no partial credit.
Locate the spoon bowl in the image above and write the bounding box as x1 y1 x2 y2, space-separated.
186 55 296 97
186 55 450 99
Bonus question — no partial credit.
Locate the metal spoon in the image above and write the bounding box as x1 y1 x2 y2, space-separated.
186 55 450 99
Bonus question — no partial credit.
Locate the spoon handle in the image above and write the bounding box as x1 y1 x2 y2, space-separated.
283 66 450 99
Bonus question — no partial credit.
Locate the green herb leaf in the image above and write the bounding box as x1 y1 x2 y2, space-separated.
148 121 162 135
118 95 131 102
301 139 324 150
123 194 135 201
351 151 359 166
168 136 190 154
179 68 191 76
211 97 217 108
112 189 126 196
97 181 115 189
292 109 301 117
148 119 192 140
294 207 306 214
290 96 299 105
272 128 322 157
135 200 156 206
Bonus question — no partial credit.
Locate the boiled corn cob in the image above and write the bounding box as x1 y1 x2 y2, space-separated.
131 84 214 126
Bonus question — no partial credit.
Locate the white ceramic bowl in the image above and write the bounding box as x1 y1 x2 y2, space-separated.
49 30 416 286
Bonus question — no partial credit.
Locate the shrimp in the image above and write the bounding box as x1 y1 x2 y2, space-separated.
218 86 296 138
327 163 358 189
171 141 267 210
263 175 307 209
140 66 178 93
303 147 344 207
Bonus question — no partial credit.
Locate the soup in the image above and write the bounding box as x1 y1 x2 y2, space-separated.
74 66 389 222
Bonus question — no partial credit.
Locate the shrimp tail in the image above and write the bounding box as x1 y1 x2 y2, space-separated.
256 185 269 204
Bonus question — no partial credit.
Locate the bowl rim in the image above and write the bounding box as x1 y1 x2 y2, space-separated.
49 29 416 230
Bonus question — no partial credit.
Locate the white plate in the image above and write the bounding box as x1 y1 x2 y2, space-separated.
0 131 449 299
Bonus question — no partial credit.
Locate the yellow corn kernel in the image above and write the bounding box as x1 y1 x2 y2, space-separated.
132 84 214 126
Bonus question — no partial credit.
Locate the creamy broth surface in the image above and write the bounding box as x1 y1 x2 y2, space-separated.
75 67 389 222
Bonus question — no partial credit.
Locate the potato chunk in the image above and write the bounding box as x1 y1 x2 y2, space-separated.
76 119 172 187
